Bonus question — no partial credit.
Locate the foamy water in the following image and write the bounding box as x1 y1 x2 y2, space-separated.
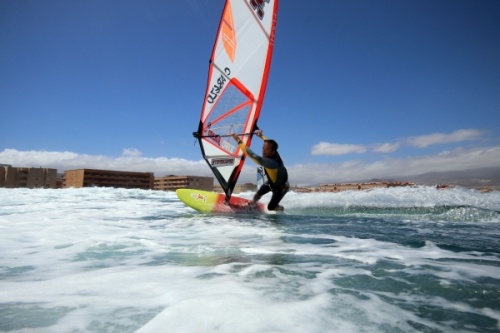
1 187 499 332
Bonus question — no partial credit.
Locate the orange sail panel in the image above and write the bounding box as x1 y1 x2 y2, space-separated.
195 0 279 200
221 2 236 62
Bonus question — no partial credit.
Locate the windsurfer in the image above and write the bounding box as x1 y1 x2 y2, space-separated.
231 130 289 211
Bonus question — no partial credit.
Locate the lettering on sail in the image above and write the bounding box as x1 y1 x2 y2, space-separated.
221 140 236 154
206 129 221 146
207 67 231 104
249 0 270 20
211 158 235 167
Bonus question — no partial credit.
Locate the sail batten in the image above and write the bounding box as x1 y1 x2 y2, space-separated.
195 0 279 200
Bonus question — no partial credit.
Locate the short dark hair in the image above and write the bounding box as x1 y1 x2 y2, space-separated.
265 139 278 151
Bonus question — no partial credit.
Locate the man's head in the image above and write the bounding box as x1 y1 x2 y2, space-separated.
262 139 278 158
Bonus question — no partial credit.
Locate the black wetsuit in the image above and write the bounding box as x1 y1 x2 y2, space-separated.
238 138 289 210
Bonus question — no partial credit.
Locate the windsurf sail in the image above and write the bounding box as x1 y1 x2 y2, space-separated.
193 0 279 200
256 166 266 187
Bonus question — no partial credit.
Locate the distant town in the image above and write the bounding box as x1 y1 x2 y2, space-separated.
1 164 498 193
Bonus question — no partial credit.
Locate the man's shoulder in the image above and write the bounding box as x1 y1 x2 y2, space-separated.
265 157 280 167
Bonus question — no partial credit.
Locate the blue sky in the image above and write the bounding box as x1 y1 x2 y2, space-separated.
1 0 499 185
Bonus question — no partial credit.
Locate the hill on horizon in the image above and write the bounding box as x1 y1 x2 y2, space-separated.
364 167 500 189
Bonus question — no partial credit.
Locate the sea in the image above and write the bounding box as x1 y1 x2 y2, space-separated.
0 186 499 333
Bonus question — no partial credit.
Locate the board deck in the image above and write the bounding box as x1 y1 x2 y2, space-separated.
176 189 267 214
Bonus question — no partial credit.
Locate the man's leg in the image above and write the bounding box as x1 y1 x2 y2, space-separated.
253 184 270 203
267 186 288 211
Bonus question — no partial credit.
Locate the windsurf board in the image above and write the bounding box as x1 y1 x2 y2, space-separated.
176 189 267 214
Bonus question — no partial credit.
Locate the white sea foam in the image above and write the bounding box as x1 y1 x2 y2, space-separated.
0 187 499 332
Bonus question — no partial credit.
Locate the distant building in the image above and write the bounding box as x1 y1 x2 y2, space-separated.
213 182 257 194
319 181 414 192
291 185 315 193
235 183 257 193
154 175 213 191
0 165 57 188
56 173 65 188
64 169 154 189
319 182 387 192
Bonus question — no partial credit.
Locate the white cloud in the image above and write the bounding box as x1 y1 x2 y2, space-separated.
0 148 211 178
372 142 401 153
405 129 484 148
289 145 500 185
312 129 486 157
2 144 499 186
311 142 366 156
122 148 142 157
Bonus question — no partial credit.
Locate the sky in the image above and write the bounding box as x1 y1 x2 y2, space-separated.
1 0 499 186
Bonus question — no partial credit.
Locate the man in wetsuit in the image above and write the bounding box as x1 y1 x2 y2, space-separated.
231 130 289 211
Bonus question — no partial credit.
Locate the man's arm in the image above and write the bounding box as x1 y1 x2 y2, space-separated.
230 132 277 168
255 129 268 141
231 130 268 143
231 132 259 161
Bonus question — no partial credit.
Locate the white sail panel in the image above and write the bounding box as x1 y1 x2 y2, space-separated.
195 0 278 199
